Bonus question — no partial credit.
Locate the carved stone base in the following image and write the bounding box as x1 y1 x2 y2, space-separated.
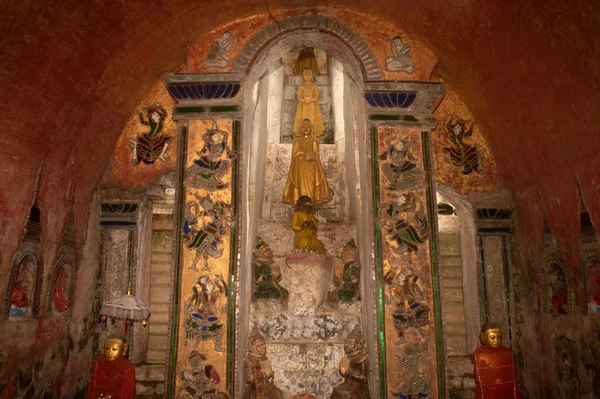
285 253 331 314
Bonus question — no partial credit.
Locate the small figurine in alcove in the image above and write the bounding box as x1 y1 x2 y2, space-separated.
290 196 326 253
129 102 171 165
381 193 429 256
379 133 424 191
10 255 36 317
549 265 568 314
253 236 289 301
294 67 325 138
328 239 361 303
443 115 486 175
585 258 600 314
184 274 227 352
202 31 234 70
178 350 229 398
283 119 332 206
52 265 71 312
384 267 430 344
186 123 236 191
87 335 135 399
244 327 283 399
330 324 370 399
385 36 415 74
472 323 521 399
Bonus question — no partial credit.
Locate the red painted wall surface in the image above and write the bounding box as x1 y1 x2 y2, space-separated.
0 1 599 396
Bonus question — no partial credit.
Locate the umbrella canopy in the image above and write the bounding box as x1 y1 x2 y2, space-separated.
100 294 150 320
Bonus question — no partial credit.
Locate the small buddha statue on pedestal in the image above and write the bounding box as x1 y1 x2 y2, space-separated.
87 335 135 399
291 196 326 253
472 323 521 399
330 324 370 399
244 327 283 399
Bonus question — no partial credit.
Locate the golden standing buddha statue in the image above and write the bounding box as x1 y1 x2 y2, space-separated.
293 68 324 138
283 119 332 206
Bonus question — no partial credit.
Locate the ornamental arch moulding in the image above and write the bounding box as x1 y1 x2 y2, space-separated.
232 15 384 81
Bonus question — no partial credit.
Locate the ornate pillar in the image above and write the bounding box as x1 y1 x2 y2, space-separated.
364 81 446 398
165 73 242 398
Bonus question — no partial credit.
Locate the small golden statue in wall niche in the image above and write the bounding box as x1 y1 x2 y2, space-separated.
328 239 361 303
472 323 521 399
244 327 283 399
330 325 370 399
290 196 326 253
293 47 324 138
253 236 289 301
87 335 135 399
283 119 332 206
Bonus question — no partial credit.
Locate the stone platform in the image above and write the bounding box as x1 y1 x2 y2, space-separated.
249 252 362 398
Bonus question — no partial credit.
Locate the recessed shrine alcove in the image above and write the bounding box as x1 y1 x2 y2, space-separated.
238 31 378 398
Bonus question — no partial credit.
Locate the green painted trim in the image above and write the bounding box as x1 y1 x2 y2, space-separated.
421 131 446 398
210 105 240 113
227 120 240 397
368 114 419 122
174 106 206 114
167 124 188 397
370 125 387 399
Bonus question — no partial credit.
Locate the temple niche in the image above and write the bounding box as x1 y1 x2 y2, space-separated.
244 46 367 397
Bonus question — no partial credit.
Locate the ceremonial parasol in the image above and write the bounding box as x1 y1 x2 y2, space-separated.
100 283 150 335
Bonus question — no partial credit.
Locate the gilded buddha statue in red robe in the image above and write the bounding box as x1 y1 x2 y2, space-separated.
88 335 135 399
472 323 520 399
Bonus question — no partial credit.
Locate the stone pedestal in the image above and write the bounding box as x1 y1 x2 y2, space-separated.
250 253 362 398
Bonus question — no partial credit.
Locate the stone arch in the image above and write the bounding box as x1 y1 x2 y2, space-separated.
232 15 383 81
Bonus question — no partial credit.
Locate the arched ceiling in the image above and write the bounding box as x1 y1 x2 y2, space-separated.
1 0 599 251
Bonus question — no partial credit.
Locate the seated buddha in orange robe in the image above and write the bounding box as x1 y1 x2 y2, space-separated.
472 323 521 399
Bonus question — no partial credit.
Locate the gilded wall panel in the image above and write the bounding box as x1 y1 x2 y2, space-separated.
174 119 237 398
374 125 441 398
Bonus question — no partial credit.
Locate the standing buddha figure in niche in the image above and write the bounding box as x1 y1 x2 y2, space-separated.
283 119 332 206
472 323 520 399
291 196 326 253
294 68 325 138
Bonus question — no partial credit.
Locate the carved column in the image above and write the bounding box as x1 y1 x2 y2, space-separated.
166 73 242 398
364 81 446 398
